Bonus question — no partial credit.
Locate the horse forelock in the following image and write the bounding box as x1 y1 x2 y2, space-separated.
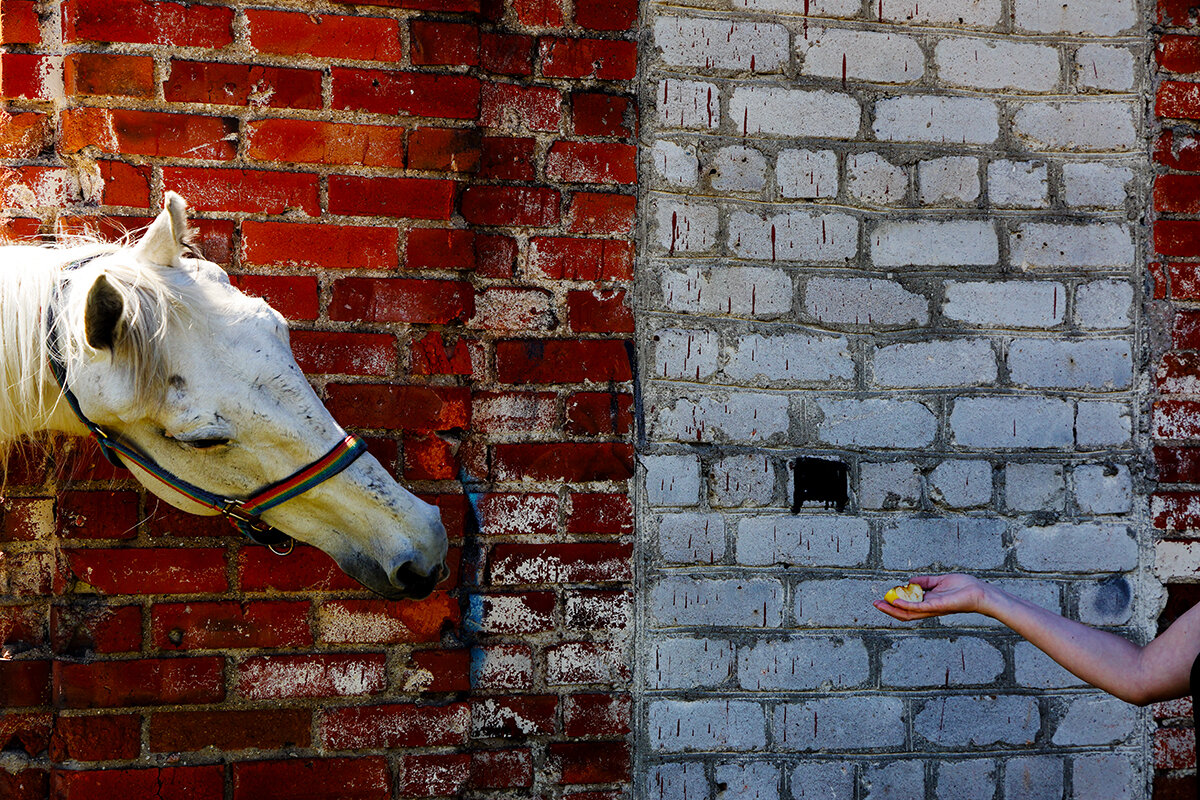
0 240 215 453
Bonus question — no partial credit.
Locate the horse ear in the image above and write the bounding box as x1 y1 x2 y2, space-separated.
84 274 124 350
133 192 188 267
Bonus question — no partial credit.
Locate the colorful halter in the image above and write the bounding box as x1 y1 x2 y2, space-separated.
46 259 368 555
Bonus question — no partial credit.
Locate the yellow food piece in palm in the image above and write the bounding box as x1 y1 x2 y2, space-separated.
884 583 924 604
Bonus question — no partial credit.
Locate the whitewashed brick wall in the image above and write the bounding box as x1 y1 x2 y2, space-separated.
635 0 1149 797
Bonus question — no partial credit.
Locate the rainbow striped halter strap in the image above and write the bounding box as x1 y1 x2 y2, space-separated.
46 258 368 556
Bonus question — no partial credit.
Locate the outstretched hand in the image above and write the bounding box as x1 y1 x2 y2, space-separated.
873 573 988 621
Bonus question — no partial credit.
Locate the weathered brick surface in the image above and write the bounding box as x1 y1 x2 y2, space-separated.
640 1 1149 798
0 0 635 797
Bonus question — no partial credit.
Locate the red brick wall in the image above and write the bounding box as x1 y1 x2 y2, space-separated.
1155 2 1200 796
0 0 637 797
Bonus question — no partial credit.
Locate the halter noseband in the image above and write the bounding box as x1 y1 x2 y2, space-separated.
47 257 368 555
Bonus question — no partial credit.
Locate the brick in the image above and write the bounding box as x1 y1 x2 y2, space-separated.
472 287 555 331
165 60 321 109
472 391 557 434
873 339 996 388
469 644 533 689
65 53 154 98
800 26 924 83
411 20 479 65
1008 338 1132 389
879 0 999 25
530 236 632 280
329 175 456 220
567 289 634 334
989 159 1048 207
775 697 906 751
481 32 535 75
330 278 473 324
741 637 869 691
655 17 787 72
1064 163 1131 208
242 221 398 270
398 752 470 796
51 604 142 654
0 113 50 159
55 490 138 540
1159 35 1200 73
568 193 635 234
548 640 625 686
649 699 767 751
61 108 237 160
164 167 319 216
0 712 50 757
474 492 559 537
248 119 403 167
550 741 630 784
566 589 630 630
848 151 906 205
1016 523 1137 572
1155 446 1200 483
0 166 81 209
63 0 233 47
407 649 471 692
1077 43 1134 90
1015 0 1134 34
461 185 560 227
0 660 50 707
98 160 151 207
737 516 869 567
151 600 312 650
151 709 311 752
919 156 980 204
1053 695 1138 746
317 594 459 644
325 383 469 432
935 37 1059 91
806 276 925 327
873 220 998 266
237 545 362 592
875 95 999 144
2 1 40 43
406 228 477 270
489 543 632 584
230 275 319 321
246 9 401 61
1156 173 1200 215
53 766 225 800
566 391 633 435
496 339 631 384
480 136 537 179
573 93 632 137
1015 100 1136 150
63 547 227 594
238 653 386 700
730 86 860 138
408 127 481 173
777 148 837 199
546 141 638 184
540 36 636 80
0 53 54 100
653 391 788 445
471 695 557 737
492 443 635 482
564 693 631 736
232 759 390 800
322 702 469 748
951 396 1074 448
1010 222 1133 268
514 0 563 26
815 397 937 448
651 576 784 627
411 332 476 376
333 67 480 119
882 517 1007 570
882 637 1003 688
481 83 562 131
916 695 1040 747
1173 311 1200 348
466 592 556 633
0 603 45 648
55 657 224 708
656 78 720 130
943 280 1065 328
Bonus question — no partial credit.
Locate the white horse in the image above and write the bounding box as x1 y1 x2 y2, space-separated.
0 193 447 599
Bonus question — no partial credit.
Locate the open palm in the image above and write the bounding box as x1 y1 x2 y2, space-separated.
873 573 987 621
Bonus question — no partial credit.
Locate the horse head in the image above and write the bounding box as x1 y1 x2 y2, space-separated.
56 193 448 599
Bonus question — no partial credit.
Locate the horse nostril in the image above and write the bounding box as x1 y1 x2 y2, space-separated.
390 560 447 600
392 561 424 587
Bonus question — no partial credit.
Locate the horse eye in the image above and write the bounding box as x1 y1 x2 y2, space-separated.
183 438 230 450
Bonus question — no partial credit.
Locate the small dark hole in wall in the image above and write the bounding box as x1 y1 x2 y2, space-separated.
792 458 848 512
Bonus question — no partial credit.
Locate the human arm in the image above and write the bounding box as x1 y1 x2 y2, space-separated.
873 573 1200 706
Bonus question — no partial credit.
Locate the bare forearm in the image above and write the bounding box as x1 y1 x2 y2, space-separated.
979 583 1152 704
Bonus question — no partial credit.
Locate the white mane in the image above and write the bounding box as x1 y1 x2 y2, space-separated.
0 239 193 449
